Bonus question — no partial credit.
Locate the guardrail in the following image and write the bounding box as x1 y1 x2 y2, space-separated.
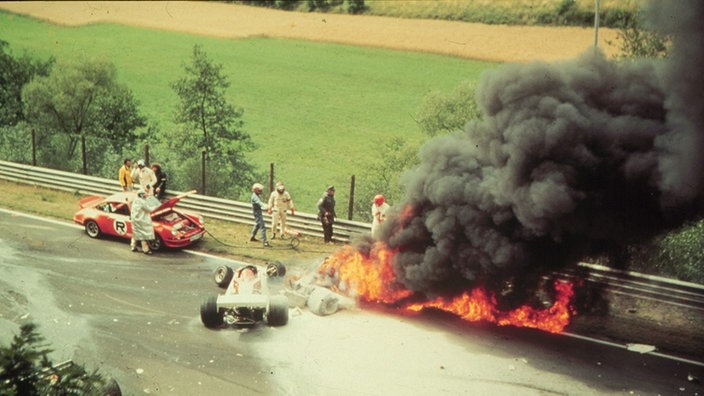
0 160 370 242
566 262 704 311
2 160 703 305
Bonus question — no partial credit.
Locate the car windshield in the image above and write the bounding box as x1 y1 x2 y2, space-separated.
100 202 130 216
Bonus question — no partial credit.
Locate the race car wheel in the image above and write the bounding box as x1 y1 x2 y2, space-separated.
265 295 289 326
213 265 234 288
266 261 286 278
307 288 340 316
84 220 101 238
200 296 224 329
148 235 163 251
102 377 122 396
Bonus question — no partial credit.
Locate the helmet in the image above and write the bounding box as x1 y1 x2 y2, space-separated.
326 185 335 192
137 189 147 198
374 194 385 205
252 183 264 192
276 181 285 192
137 159 145 167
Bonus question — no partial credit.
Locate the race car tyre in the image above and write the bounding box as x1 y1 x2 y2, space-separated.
265 295 289 326
289 236 301 250
200 296 224 329
148 235 163 251
84 220 101 238
266 261 286 278
102 377 122 396
307 287 339 316
214 265 234 288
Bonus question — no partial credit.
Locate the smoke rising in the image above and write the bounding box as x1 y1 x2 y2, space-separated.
378 0 704 307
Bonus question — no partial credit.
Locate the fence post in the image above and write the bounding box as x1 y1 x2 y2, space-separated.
144 144 150 165
269 162 275 193
348 174 355 220
31 129 36 166
81 135 87 175
201 150 206 195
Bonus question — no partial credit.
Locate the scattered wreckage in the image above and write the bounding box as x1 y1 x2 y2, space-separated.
282 264 355 316
200 259 355 329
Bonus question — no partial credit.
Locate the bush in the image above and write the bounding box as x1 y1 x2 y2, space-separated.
627 220 704 284
0 322 116 396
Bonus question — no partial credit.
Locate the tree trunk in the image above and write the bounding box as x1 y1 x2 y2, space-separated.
81 135 87 175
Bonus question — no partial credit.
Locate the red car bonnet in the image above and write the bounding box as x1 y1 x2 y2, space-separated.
150 190 197 216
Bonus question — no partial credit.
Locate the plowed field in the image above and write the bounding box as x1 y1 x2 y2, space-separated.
0 1 619 63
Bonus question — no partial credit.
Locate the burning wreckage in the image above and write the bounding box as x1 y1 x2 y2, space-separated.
294 0 704 335
205 0 704 335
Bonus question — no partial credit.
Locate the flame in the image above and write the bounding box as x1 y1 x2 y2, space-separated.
318 242 575 333
405 281 575 333
319 243 412 304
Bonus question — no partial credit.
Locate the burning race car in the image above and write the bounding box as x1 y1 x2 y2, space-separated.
200 262 289 328
73 190 205 251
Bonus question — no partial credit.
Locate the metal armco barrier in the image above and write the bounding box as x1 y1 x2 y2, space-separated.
1 160 703 307
0 160 371 242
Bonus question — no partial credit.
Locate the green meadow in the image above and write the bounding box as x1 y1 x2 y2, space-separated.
0 10 498 212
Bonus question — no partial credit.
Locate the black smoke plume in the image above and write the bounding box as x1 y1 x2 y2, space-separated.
376 0 704 308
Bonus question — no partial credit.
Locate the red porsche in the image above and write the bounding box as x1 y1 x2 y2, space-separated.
73 190 205 251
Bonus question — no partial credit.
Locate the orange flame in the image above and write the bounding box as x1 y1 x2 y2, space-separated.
319 242 576 333
405 281 575 333
319 243 412 304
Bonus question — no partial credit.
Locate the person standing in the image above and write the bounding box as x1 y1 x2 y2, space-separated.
131 159 157 195
267 181 295 239
130 189 161 255
317 185 337 244
118 159 133 192
250 183 271 247
151 163 167 201
371 194 390 240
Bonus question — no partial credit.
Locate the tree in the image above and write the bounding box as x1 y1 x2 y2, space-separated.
0 322 112 396
608 11 669 59
22 58 145 174
0 40 53 127
414 81 481 137
354 136 419 222
171 44 256 198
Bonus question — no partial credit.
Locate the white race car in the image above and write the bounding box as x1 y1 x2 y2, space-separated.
200 262 288 328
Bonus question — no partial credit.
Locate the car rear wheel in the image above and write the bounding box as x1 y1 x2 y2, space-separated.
200 296 224 329
266 261 286 278
266 295 289 326
85 220 101 238
102 377 122 396
213 265 234 288
148 235 163 251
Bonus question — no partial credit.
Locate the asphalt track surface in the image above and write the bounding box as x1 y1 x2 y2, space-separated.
0 208 702 395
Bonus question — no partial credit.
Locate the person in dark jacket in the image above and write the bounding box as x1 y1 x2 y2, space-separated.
317 185 337 244
250 183 271 247
151 163 167 201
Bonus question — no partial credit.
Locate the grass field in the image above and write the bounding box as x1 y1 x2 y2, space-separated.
0 10 497 212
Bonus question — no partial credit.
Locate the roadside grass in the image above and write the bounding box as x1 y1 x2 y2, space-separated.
0 11 497 212
0 180 337 266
